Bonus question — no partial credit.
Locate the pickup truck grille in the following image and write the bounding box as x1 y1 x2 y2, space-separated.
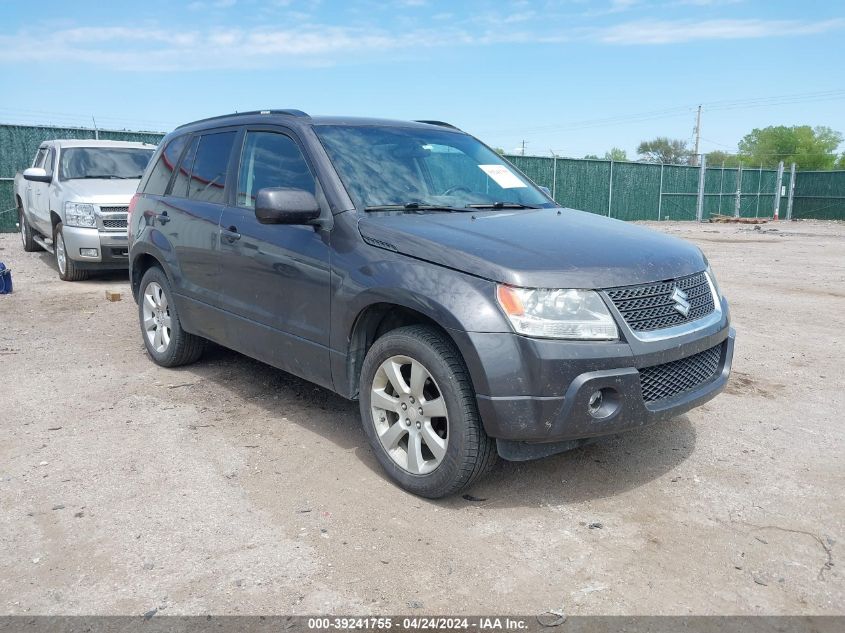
102 217 128 229
639 342 723 403
98 206 129 231
605 272 715 332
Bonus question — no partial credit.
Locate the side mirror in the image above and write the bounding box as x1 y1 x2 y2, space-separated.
255 188 321 225
23 167 51 183
539 186 552 198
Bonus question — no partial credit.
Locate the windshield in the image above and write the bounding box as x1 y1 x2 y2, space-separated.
314 125 554 210
60 147 155 180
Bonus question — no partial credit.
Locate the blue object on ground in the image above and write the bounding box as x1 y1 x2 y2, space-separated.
0 262 12 294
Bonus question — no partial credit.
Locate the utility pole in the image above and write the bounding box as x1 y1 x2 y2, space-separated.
692 105 702 166
92 116 99 140
520 140 527 156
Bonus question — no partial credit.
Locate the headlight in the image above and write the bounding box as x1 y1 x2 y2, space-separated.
705 266 722 299
64 202 97 228
496 285 619 340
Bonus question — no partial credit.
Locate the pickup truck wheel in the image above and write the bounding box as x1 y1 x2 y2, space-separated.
138 266 205 367
54 223 88 281
359 325 497 498
19 208 40 252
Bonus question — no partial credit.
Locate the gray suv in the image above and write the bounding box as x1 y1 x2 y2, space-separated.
129 110 734 498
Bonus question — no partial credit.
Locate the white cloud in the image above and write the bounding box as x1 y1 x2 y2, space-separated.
0 16 842 71
597 18 845 44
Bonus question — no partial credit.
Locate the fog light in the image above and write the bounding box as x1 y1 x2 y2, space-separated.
80 248 98 257
588 390 603 414
587 387 620 420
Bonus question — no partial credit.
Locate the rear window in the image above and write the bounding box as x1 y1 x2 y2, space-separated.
184 131 236 204
143 136 188 196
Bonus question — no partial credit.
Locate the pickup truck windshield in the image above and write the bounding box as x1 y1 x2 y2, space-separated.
60 147 155 181
315 125 554 211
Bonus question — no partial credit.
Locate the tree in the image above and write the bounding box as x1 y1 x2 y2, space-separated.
705 150 742 167
604 147 628 161
737 125 843 170
493 147 505 155
583 154 600 160
837 153 845 170
636 137 690 164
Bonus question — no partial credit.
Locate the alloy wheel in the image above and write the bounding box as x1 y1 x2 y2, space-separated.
142 281 172 353
370 355 449 475
55 232 66 275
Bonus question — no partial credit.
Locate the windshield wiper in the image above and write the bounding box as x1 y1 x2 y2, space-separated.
465 202 540 209
70 175 140 180
364 203 466 213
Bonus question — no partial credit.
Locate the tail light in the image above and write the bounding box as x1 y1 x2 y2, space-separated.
127 193 140 244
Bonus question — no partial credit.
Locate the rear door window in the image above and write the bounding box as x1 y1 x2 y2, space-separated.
186 131 236 204
170 136 200 199
144 135 188 196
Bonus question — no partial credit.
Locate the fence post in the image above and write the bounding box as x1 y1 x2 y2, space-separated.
657 163 664 221
717 162 725 216
552 155 557 202
772 161 784 219
696 154 707 222
786 163 796 221
755 164 763 218
607 159 614 217
734 165 743 217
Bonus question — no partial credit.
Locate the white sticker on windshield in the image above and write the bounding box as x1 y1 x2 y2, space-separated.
478 164 528 189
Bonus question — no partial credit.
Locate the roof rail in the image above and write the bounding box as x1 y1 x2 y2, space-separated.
175 109 310 130
414 120 460 130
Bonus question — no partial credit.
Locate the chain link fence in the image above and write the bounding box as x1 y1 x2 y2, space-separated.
2 123 844 232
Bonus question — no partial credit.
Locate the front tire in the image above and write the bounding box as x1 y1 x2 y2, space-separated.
54 223 88 281
359 325 497 498
138 266 205 367
19 207 40 252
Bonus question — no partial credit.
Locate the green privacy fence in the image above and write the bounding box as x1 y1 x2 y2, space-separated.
0 124 165 231
2 123 844 232
507 154 845 221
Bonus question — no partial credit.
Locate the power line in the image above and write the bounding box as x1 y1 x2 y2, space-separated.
479 89 845 136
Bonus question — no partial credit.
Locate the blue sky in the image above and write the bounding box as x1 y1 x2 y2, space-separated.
2 0 843 158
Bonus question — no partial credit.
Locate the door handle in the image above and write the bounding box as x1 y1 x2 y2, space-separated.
222 226 241 242
156 210 170 225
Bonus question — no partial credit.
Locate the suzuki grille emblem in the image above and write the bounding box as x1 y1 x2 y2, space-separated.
671 287 691 317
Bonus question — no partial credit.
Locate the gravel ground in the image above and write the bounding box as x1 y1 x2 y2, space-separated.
0 220 842 616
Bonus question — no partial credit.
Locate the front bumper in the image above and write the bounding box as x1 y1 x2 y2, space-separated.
450 299 734 459
61 226 129 269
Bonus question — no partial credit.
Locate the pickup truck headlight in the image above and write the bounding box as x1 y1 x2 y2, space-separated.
64 202 97 228
497 285 619 340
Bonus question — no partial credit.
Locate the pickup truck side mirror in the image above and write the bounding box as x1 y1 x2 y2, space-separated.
539 186 552 198
23 167 51 183
255 187 321 225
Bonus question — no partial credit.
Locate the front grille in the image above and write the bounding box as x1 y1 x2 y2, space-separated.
102 217 128 229
99 206 128 214
639 343 723 403
605 272 715 332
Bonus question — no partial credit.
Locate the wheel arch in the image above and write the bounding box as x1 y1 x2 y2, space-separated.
345 301 467 400
130 247 175 302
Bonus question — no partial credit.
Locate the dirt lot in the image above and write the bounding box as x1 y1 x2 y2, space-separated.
0 220 842 616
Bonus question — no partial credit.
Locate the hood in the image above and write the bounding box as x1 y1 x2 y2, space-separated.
358 208 706 289
60 178 139 204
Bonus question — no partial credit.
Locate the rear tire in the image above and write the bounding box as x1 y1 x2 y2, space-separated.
19 207 40 252
359 325 497 498
138 266 205 367
54 223 88 281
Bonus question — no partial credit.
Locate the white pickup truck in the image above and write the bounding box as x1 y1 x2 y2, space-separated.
15 139 156 280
